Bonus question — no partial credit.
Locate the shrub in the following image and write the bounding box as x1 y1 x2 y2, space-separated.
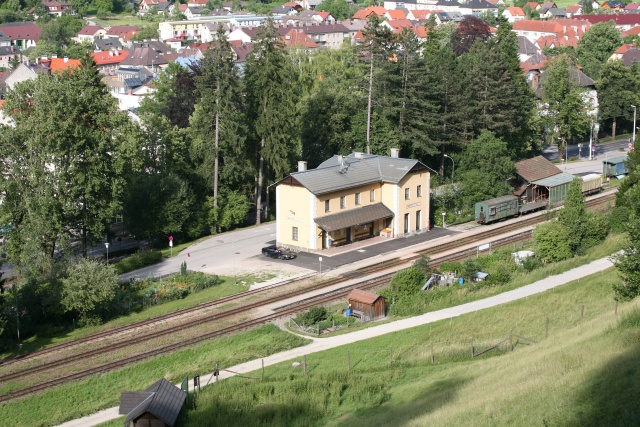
114 251 162 274
296 306 328 326
389 267 425 298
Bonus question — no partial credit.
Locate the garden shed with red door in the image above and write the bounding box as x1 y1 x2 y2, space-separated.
347 289 386 321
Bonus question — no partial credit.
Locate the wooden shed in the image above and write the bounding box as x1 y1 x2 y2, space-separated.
347 289 386 321
120 378 186 427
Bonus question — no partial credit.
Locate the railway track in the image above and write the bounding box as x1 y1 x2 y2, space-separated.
0 191 616 402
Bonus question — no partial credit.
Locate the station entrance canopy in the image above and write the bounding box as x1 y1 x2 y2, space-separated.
314 203 394 232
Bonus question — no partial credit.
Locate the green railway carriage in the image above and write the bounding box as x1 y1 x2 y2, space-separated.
475 195 519 224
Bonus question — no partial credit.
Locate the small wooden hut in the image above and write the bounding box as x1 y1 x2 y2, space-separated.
120 378 186 427
347 289 386 321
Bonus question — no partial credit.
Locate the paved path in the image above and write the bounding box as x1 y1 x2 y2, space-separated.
57 256 614 427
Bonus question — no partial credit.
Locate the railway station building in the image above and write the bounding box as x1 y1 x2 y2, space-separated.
275 150 435 252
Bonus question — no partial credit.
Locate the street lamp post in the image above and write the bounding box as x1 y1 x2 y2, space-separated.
105 242 109 265
443 154 455 182
319 256 323 274
442 212 446 229
632 105 637 151
232 240 238 285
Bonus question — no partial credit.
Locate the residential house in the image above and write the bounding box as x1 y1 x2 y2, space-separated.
283 10 336 24
0 29 10 47
429 0 463 12
624 2 640 11
41 56 81 74
566 5 582 16
271 4 299 15
104 26 141 46
383 0 420 10
298 23 350 48
434 11 464 24
540 7 567 19
0 22 41 49
406 9 435 20
600 1 625 11
138 0 171 14
620 47 640 66
2 63 37 93
96 38 122 51
283 29 319 50
525 2 541 11
119 44 170 75
275 150 434 252
41 0 75 17
352 6 387 20
384 9 408 19
518 35 540 62
540 1 557 9
621 25 640 38
513 18 591 44
0 46 21 69
91 49 131 75
572 14 640 31
503 6 525 23
459 0 498 16
158 16 273 42
609 43 633 60
534 64 598 117
76 25 107 43
577 0 600 9
382 18 415 33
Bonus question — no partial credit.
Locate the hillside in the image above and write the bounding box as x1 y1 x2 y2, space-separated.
182 270 640 426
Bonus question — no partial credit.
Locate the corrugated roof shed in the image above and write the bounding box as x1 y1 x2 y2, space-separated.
120 378 186 427
347 289 383 305
532 172 575 186
602 155 628 164
515 155 562 183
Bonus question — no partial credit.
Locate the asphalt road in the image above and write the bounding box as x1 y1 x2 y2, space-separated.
543 138 631 162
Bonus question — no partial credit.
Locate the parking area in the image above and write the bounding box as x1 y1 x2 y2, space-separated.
252 227 460 273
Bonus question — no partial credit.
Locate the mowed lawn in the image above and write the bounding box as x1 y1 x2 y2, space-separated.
182 270 640 427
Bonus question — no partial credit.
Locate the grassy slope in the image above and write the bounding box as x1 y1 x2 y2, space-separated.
183 271 640 427
0 325 310 427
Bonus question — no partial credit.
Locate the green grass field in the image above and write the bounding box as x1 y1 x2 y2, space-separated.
0 325 310 427
183 270 640 427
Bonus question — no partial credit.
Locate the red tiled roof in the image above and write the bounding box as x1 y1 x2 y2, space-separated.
621 25 640 37
91 49 130 65
105 25 141 40
347 289 383 305
48 57 81 72
315 11 330 20
506 6 525 16
566 5 581 13
78 25 104 36
352 6 386 20
513 19 564 33
385 18 413 32
525 1 539 9
0 22 41 42
626 3 640 9
409 10 432 19
386 9 406 19
614 43 632 54
413 25 428 38
572 14 640 26
283 29 318 48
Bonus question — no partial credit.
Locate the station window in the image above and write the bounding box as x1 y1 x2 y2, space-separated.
370 189 376 202
292 226 298 241
340 196 346 209
355 192 361 205
405 188 410 200
417 185 422 197
325 200 330 212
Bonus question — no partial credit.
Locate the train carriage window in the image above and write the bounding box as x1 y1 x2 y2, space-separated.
490 207 496 216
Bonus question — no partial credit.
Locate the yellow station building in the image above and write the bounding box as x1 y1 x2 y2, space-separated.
275 150 435 252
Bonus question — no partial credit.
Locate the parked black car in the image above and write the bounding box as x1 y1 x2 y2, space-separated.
261 245 297 260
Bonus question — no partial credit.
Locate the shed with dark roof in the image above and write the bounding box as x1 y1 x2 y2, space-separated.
347 289 386 321
514 155 563 205
119 378 186 427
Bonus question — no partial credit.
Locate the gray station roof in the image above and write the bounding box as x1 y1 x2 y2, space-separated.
533 172 576 187
314 203 393 232
287 153 434 196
